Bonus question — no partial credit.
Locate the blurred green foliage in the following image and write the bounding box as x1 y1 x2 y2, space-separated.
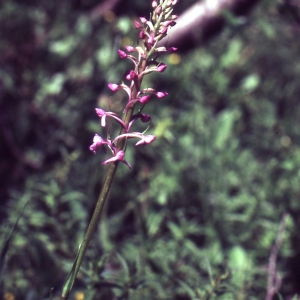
1 0 300 299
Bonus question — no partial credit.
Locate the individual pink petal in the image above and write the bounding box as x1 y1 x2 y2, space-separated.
147 34 155 45
135 135 156 146
161 20 174 27
155 47 167 52
139 95 151 104
126 46 135 52
167 47 177 53
126 70 137 81
140 114 151 122
159 27 168 35
102 150 131 169
95 108 107 127
157 64 167 72
156 91 168 98
95 108 106 117
108 83 119 91
139 31 146 39
140 17 147 24
152 0 158 8
90 134 104 154
156 5 162 15
134 20 142 29
118 49 127 58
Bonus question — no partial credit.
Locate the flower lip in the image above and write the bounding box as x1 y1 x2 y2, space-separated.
90 134 106 154
102 150 131 169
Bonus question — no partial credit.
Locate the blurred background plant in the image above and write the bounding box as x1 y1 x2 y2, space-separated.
1 0 300 299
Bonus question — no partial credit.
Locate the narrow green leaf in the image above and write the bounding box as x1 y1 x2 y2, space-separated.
61 243 82 298
0 198 29 283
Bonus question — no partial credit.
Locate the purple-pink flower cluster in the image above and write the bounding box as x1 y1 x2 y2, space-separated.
90 0 178 168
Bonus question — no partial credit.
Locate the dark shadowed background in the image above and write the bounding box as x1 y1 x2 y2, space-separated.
1 0 300 299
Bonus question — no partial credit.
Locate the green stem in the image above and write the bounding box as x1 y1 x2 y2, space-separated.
60 72 145 300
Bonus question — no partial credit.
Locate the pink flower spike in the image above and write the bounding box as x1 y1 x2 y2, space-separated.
157 64 167 73
90 134 106 154
140 17 147 24
95 108 107 127
108 83 119 91
102 150 131 169
135 135 156 146
139 95 151 104
134 20 142 29
126 46 135 52
118 49 127 58
156 91 168 98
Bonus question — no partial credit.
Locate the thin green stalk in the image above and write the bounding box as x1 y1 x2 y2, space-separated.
60 79 143 300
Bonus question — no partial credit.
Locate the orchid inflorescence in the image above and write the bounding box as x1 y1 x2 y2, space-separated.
90 0 178 168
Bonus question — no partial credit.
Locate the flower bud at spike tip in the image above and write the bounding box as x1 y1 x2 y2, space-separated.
118 50 127 58
152 1 158 8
